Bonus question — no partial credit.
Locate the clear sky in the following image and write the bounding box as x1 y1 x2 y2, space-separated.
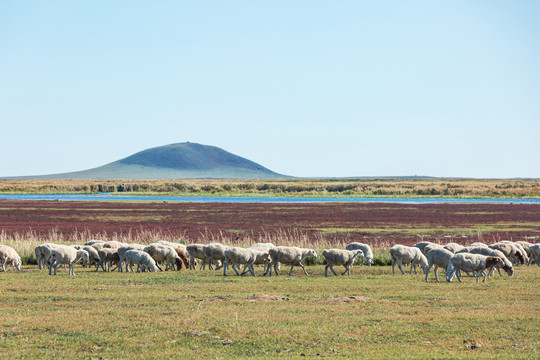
1 1 539 178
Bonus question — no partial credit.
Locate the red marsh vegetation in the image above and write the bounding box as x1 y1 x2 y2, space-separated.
0 200 539 246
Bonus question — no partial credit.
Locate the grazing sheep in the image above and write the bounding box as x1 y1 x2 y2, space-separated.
443 242 465 253
223 247 270 276
424 248 454 282
96 248 120 272
515 241 533 258
173 248 190 270
489 243 525 265
389 245 428 275
446 253 505 283
186 244 208 270
424 243 444 254
322 249 364 276
201 243 228 270
103 240 126 249
90 242 107 250
35 243 59 270
81 245 101 267
249 242 275 249
499 241 529 265
467 247 514 277
0 245 22 272
529 244 540 266
117 244 146 272
345 242 373 266
84 240 105 246
48 246 89 275
413 241 436 256
157 240 194 268
123 250 159 272
144 244 182 271
469 242 489 248
265 246 317 276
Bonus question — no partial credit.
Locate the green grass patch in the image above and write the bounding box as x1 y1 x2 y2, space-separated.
0 266 538 358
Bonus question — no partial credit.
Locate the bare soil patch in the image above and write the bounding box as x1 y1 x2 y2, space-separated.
244 295 289 302
321 296 371 303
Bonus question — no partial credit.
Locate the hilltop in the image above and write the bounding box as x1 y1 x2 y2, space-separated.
18 142 289 179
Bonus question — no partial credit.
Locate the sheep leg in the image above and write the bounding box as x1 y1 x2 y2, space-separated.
288 264 295 276
69 264 75 276
341 265 350 276
299 262 309 276
397 261 405 275
424 264 432 282
434 265 440 282
329 265 338 276
230 262 237 275
273 262 280 276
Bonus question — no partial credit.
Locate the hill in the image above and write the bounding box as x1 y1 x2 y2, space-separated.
18 142 289 179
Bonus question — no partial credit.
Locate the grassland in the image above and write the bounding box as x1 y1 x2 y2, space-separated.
0 265 538 359
1 178 540 198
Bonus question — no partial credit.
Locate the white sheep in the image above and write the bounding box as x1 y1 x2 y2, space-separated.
249 242 275 249
467 247 514 277
345 242 373 266
144 243 181 271
469 242 489 248
124 249 159 272
498 241 529 265
489 243 526 265
413 241 436 256
96 248 120 272
322 249 364 276
200 243 228 270
424 248 454 282
515 241 532 258
35 243 59 270
0 245 22 272
223 247 270 276
389 245 428 275
443 242 465 253
446 253 505 283
117 244 146 272
186 244 208 270
84 240 105 246
48 246 89 275
158 240 194 268
265 246 317 276
529 244 540 266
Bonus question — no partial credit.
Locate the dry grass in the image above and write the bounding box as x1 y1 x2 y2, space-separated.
1 178 540 197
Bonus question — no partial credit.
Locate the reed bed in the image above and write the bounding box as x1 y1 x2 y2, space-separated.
1 178 540 197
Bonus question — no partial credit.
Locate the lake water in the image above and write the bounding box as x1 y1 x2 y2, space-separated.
0 193 538 204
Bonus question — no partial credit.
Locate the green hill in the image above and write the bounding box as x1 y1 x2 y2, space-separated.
23 143 289 179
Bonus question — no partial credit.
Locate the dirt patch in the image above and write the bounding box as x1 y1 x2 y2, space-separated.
321 296 371 303
244 295 289 302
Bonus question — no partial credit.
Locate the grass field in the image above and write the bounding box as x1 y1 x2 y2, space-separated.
0 264 538 359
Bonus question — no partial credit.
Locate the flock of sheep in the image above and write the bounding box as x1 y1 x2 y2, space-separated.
0 239 538 282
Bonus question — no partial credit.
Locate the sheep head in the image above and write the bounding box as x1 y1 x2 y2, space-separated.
515 251 526 264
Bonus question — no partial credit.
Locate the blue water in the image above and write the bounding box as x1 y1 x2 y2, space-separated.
0 193 538 204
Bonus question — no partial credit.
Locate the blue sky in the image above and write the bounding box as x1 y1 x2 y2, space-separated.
1 1 539 178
